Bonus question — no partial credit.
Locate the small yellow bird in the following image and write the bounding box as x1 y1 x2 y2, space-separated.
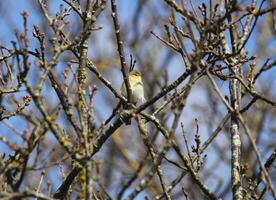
121 70 145 104
120 70 145 125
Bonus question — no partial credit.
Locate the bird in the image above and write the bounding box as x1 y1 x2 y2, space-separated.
104 70 145 126
120 70 145 125
121 70 145 105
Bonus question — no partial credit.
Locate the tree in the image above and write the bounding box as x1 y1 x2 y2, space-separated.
0 0 275 199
